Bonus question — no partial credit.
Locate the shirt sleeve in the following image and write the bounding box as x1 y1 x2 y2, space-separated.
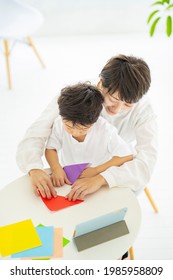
101 116 158 191
108 128 133 157
46 118 62 151
16 96 59 173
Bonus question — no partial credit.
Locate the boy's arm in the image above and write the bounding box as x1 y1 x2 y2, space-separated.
80 155 133 178
96 155 133 173
45 149 61 172
45 149 71 187
45 118 72 187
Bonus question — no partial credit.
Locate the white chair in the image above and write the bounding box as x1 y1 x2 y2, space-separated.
0 0 45 89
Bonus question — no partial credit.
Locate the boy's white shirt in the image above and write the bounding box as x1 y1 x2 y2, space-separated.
16 95 158 191
46 116 132 167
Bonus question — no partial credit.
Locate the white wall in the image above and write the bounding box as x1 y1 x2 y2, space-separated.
22 0 151 36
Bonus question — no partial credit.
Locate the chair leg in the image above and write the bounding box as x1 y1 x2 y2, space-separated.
144 187 158 213
129 246 135 260
27 36 45 68
4 40 12 89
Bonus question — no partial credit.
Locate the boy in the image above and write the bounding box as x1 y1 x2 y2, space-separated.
44 83 133 200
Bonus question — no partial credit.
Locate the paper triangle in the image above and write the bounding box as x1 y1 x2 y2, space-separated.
63 237 70 247
63 163 89 184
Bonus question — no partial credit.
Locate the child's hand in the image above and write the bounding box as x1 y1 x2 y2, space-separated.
79 167 99 178
51 166 71 187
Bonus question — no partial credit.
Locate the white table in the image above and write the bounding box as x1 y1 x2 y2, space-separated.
0 172 141 259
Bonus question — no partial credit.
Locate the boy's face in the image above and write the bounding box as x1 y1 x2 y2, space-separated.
62 120 93 138
97 80 135 115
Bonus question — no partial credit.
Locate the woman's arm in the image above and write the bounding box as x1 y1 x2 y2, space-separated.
16 95 59 173
68 116 157 201
16 96 59 198
101 117 158 191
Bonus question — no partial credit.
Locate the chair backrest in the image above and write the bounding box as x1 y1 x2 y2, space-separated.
0 0 44 39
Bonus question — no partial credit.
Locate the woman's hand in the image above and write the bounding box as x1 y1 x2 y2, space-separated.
29 169 57 199
66 175 107 201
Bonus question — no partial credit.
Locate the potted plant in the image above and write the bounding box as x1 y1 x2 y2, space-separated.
148 0 173 36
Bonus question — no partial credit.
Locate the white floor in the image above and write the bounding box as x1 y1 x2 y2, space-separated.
0 34 173 260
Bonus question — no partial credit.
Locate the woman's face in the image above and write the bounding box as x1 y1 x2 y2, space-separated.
98 81 135 115
103 91 135 115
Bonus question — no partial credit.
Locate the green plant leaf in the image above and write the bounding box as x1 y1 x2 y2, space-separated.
152 1 164 6
166 15 172 36
150 17 161 36
147 10 159 23
162 0 170 4
166 4 173 9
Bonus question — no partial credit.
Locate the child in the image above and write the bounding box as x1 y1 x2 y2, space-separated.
45 83 133 200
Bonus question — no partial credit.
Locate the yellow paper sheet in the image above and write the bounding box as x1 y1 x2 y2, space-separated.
0 219 42 257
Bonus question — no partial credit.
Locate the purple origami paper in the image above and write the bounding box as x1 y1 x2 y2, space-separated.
63 163 90 184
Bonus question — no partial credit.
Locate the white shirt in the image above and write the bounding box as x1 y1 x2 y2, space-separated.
46 116 131 167
16 95 158 191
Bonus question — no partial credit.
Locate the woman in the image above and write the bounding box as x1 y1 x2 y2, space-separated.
16 54 157 200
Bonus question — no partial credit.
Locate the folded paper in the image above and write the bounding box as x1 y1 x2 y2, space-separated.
63 163 90 184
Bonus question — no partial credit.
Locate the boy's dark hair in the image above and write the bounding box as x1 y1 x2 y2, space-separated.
58 83 104 126
100 55 151 103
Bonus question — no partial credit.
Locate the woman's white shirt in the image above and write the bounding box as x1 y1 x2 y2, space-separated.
16 95 157 191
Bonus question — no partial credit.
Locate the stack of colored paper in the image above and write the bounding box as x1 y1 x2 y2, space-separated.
0 220 70 259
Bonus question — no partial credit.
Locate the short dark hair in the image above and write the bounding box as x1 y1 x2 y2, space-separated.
100 54 151 103
58 83 104 126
